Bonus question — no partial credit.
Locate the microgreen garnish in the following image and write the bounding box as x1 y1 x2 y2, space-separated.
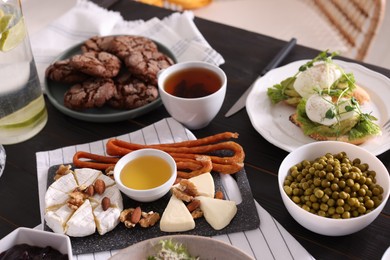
325 108 336 119
298 50 338 72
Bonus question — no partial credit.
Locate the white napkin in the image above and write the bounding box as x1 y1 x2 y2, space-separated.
29 0 225 88
35 118 314 260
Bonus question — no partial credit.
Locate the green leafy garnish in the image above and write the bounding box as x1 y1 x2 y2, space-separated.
267 77 296 104
148 239 199 260
298 50 337 72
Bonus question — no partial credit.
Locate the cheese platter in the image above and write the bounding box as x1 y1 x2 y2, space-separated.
45 159 259 255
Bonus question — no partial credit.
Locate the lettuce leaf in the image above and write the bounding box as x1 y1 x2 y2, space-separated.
267 76 296 104
148 239 199 260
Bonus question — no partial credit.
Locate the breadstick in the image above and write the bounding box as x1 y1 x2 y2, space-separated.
73 151 119 170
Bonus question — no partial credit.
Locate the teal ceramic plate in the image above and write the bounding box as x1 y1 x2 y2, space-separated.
44 37 176 123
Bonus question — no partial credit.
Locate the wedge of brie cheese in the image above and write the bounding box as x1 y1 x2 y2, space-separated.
44 204 74 234
196 196 237 230
74 168 101 188
66 200 96 237
44 167 123 237
160 195 195 232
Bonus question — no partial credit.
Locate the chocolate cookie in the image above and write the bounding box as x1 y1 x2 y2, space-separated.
81 36 115 53
81 35 158 60
69 51 121 78
106 35 158 60
45 59 89 84
64 78 116 110
108 77 158 109
124 50 174 85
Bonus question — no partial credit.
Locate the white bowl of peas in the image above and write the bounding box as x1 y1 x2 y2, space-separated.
278 141 390 236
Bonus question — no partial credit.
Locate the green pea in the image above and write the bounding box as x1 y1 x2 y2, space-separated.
372 187 381 196
352 183 360 192
318 211 326 217
327 199 335 207
284 186 293 196
284 152 384 220
365 200 375 209
336 199 345 206
339 191 349 200
358 205 366 214
346 179 355 187
321 180 331 188
293 188 301 196
315 189 324 198
331 183 339 191
342 212 351 219
320 203 329 211
336 206 344 214
312 202 320 210
321 194 330 203
292 196 300 204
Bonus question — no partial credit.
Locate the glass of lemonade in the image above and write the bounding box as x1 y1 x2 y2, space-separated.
0 0 47 145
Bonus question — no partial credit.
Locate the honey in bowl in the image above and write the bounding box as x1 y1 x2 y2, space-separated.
120 155 172 190
164 67 222 98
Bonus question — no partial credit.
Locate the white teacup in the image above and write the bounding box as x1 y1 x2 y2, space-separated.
158 61 227 130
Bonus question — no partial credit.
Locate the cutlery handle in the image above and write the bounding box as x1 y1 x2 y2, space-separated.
261 38 297 76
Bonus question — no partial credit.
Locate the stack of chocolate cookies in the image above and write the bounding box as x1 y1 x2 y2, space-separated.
46 35 174 111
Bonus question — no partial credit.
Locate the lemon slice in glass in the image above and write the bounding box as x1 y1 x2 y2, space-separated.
0 16 26 52
0 13 13 34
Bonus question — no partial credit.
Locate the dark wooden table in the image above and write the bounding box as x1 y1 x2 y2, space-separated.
1 1 389 259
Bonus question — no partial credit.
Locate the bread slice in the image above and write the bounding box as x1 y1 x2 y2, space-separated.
352 84 370 104
289 113 374 145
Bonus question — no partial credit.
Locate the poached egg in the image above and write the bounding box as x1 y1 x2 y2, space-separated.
294 62 342 98
305 94 357 126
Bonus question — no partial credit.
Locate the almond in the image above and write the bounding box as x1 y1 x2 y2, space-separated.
84 185 95 197
215 190 224 200
94 179 106 195
102 197 111 211
131 206 142 224
187 199 201 212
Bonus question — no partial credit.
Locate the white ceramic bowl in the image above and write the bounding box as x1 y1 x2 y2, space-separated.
0 227 72 259
157 61 227 130
114 148 177 202
109 235 254 260
278 141 390 236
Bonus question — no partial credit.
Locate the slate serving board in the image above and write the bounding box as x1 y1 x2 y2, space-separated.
45 164 260 255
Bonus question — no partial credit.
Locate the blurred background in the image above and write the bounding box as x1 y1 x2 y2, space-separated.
139 0 390 69
22 0 390 69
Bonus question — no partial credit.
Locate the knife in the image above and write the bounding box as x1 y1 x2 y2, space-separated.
224 38 297 117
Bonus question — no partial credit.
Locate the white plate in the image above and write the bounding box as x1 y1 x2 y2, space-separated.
109 234 254 260
246 59 390 155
